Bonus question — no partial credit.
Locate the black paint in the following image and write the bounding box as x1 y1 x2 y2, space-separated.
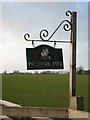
26 45 64 70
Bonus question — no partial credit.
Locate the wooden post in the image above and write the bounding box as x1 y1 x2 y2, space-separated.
69 12 84 111
70 12 77 96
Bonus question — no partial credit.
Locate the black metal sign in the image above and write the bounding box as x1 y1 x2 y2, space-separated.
26 45 64 70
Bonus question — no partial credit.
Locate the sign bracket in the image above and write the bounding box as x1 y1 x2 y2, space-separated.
24 11 72 45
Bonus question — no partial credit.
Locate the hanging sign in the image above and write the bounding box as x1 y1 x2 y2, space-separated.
26 45 64 70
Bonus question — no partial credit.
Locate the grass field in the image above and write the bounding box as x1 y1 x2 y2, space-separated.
2 74 88 112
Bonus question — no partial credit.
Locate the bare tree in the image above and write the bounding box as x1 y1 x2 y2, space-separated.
76 66 84 74
13 70 20 74
3 70 7 74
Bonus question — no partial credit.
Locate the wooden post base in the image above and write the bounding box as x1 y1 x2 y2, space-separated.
69 96 84 111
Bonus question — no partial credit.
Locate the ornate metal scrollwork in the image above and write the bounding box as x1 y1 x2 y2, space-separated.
40 20 72 41
24 33 30 41
24 11 72 42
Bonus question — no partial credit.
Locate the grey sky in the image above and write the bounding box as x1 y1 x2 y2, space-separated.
0 1 88 73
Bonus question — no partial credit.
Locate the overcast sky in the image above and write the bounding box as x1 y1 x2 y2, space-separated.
0 1 89 73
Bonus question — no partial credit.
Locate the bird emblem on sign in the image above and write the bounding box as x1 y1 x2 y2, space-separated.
40 48 51 60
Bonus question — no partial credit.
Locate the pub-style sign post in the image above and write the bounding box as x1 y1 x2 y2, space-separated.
24 11 84 111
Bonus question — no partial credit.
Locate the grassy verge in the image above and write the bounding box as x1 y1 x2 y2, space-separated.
2 74 88 111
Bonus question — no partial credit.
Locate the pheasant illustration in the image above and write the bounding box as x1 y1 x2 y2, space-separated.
40 48 51 60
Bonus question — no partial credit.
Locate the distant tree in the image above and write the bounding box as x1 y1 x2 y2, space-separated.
76 66 84 74
35 71 38 74
3 70 7 74
13 70 20 74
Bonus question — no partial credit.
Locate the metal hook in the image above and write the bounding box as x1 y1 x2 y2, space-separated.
54 41 56 48
32 40 35 47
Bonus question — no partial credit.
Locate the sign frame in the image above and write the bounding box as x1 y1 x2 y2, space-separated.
26 45 64 70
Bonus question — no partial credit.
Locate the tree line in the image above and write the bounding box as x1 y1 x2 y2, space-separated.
2 66 90 75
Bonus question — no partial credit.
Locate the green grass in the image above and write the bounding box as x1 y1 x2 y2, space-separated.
76 75 88 111
2 74 88 112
